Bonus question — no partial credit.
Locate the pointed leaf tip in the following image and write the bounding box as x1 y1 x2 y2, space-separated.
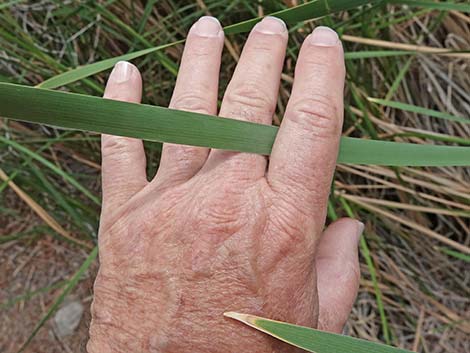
223 311 251 322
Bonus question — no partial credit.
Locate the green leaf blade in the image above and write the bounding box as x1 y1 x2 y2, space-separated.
390 0 470 13
225 312 413 353
368 97 470 124
338 138 470 166
224 0 378 35
37 41 184 89
1 83 469 167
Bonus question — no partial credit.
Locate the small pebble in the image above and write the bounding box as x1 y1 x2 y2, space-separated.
53 301 84 337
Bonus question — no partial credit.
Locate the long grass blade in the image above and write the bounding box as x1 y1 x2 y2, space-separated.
37 41 184 89
368 97 469 124
1 83 469 166
0 280 68 310
38 0 376 89
439 247 470 262
0 135 100 205
224 312 413 353
390 0 470 12
345 50 417 59
0 0 26 10
223 0 378 34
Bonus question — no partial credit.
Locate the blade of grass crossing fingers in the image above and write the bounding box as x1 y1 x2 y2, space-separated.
38 0 377 89
1 83 470 166
368 98 470 124
17 247 98 353
224 312 412 353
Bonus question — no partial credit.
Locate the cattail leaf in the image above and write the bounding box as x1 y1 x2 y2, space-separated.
1 83 469 166
224 312 413 353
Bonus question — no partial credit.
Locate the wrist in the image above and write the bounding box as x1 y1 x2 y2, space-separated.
87 271 305 352
87 309 304 352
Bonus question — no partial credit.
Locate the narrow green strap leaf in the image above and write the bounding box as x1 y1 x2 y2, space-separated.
1 83 469 166
17 247 98 353
368 97 469 124
390 0 470 12
37 41 184 89
37 0 377 89
439 247 470 262
344 50 416 59
223 0 378 34
225 312 413 353
0 136 101 205
0 0 26 10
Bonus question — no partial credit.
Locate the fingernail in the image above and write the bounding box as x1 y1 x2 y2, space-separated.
254 16 287 34
193 16 222 37
110 61 133 83
310 26 339 46
355 221 365 244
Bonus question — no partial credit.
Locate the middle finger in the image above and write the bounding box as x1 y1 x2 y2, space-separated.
203 16 288 180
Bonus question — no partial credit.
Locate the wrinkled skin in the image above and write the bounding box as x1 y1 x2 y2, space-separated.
92 164 318 352
88 16 362 353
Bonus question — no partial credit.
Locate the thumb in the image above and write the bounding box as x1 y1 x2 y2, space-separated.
316 218 363 333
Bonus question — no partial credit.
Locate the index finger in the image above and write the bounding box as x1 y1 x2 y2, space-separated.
267 27 345 225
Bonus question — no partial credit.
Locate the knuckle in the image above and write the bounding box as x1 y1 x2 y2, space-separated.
250 39 277 53
163 144 207 173
186 40 219 58
171 92 213 114
191 185 246 236
101 136 135 159
347 260 362 284
301 53 346 78
225 83 275 116
270 168 332 211
288 95 341 138
317 256 361 285
269 198 310 243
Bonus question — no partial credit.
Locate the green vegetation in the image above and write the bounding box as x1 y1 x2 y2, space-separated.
225 312 413 352
1 1 469 352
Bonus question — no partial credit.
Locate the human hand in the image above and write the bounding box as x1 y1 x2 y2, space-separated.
87 16 362 353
